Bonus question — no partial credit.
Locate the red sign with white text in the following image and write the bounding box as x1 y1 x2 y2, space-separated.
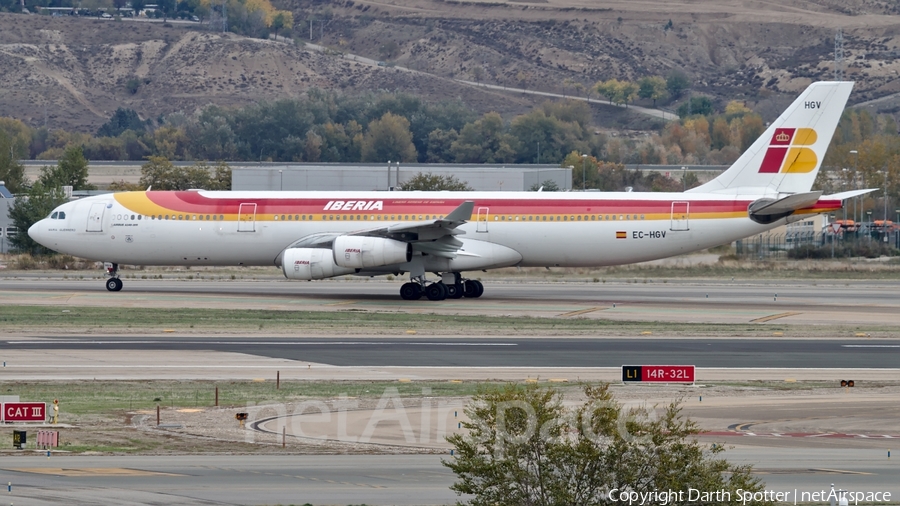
622 365 695 383
2 402 47 422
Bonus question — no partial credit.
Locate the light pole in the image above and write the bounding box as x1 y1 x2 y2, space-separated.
582 154 588 191
882 169 889 241
850 149 859 223
278 169 283 191
682 166 687 191
841 168 849 222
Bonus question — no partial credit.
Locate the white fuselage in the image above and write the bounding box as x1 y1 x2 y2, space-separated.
29 190 831 271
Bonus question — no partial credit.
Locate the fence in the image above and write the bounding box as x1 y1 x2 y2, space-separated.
736 227 900 260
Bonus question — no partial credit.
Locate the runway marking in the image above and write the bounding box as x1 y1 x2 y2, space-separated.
8 468 183 477
559 307 606 317
810 468 874 475
843 345 900 348
750 312 801 323
324 300 358 306
753 469 874 476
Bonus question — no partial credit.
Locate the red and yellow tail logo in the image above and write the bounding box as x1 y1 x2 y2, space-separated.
759 128 818 174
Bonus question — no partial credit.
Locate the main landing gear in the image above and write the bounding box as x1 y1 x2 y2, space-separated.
104 262 123 292
399 274 484 301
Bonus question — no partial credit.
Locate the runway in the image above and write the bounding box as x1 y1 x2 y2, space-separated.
6 335 900 368
3 276 900 327
2 450 899 506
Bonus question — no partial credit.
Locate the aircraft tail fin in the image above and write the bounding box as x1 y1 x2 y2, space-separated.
688 81 854 196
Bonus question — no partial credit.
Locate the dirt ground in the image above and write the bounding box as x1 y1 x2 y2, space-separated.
2 0 900 134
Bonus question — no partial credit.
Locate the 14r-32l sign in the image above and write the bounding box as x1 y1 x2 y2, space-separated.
622 365 695 383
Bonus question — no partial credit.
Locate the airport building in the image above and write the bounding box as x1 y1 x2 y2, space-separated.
0 182 15 253
231 163 573 192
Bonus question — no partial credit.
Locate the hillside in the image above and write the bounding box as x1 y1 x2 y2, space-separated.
2 0 900 133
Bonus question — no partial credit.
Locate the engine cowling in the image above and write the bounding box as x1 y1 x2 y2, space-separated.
332 236 412 269
281 248 355 280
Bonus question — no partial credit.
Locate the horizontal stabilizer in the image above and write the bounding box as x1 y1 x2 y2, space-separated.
820 188 878 201
749 191 822 216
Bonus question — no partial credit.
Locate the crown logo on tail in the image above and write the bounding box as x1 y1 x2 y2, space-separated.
775 132 791 142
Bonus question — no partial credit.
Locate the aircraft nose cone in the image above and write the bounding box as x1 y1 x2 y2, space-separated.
28 220 49 246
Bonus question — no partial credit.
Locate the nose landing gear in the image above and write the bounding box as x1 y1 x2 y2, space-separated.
104 262 123 291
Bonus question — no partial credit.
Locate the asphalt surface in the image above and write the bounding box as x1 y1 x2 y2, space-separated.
1 450 899 506
8 335 900 368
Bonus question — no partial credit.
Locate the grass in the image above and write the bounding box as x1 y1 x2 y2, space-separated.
1 305 897 336
0 380 510 415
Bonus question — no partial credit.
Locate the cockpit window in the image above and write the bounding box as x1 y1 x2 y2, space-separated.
51 212 58 219
285 232 341 249
58 211 66 219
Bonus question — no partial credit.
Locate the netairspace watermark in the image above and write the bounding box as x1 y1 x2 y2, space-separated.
237 388 659 451
609 488 893 505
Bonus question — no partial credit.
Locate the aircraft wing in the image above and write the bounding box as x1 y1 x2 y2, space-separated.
346 200 475 258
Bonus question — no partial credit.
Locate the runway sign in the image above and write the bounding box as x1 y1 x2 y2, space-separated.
622 365 695 383
2 402 47 422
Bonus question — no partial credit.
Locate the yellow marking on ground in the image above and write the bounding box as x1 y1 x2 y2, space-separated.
525 378 539 383
548 378 568 383
772 331 784 336
641 331 652 335
559 307 605 317
9 468 182 477
449 380 462 383
177 408 203 413
750 312 800 323
398 378 411 383
163 329 175 333
785 378 797 383
252 378 265 382
324 300 358 306
855 332 870 337
405 330 417 335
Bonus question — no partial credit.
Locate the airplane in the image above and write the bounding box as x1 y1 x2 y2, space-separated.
29 81 872 301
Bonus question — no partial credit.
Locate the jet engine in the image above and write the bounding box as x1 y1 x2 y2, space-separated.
281 248 355 280
332 236 412 269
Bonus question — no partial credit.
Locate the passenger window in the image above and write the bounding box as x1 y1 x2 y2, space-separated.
179 215 183 220
137 215 141 220
281 215 286 221
219 215 224 220
132 215 136 220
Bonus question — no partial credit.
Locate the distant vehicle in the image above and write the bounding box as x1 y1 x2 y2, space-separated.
376 61 386 67
100 12 112 18
191 15 199 21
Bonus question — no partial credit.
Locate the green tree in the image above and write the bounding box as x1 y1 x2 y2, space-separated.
360 113 418 163
529 179 560 191
40 145 94 190
0 130 26 194
271 11 293 41
98 108 147 137
677 96 714 118
139 155 176 190
445 383 773 506
666 70 690 98
638 76 668 106
398 172 473 191
8 181 68 254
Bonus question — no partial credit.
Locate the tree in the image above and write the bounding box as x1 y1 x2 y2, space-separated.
398 172 473 191
444 383 773 506
666 70 690 98
529 179 560 191
132 0 146 15
360 113 418 163
40 145 94 190
638 76 668 106
271 11 293 41
677 96 714 118
98 108 147 137
0 130 26 194
157 0 175 21
8 181 68 254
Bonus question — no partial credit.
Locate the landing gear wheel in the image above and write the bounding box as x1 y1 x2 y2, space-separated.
106 277 123 292
446 283 463 299
425 282 448 301
463 280 484 298
400 282 423 300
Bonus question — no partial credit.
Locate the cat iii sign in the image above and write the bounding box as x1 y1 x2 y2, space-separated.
622 365 695 383
2 403 47 423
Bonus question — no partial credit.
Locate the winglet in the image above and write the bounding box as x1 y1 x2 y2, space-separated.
444 200 475 223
